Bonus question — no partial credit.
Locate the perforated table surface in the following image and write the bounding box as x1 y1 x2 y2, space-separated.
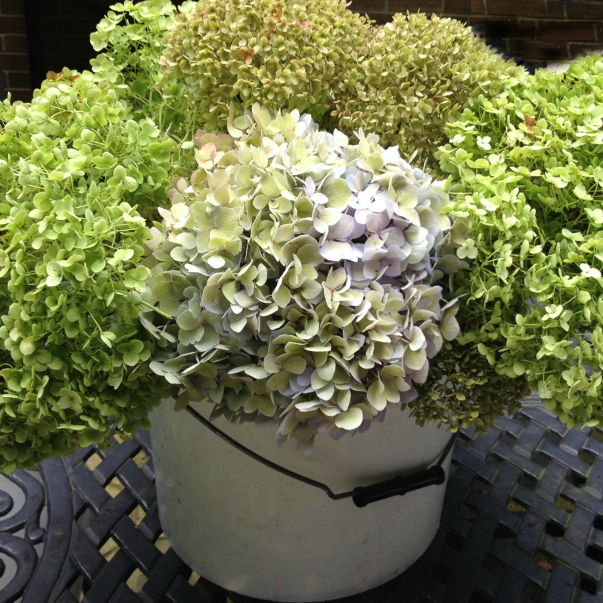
2 399 603 603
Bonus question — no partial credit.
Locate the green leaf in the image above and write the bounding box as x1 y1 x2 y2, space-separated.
404 347 426 371
245 395 276 417
66 308 80 322
252 147 268 169
91 259 106 273
57 389 82 410
46 262 63 287
408 326 426 351
19 340 36 356
273 285 291 308
93 152 117 170
214 208 239 238
285 356 306 375
440 313 460 341
176 310 199 331
108 248 135 266
123 352 139 366
321 177 352 210
334 407 364 430
148 140 174 163
367 380 387 411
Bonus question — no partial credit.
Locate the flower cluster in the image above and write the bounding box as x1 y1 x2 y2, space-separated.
436 54 603 430
142 105 466 449
0 70 173 472
90 0 199 174
413 340 529 433
160 0 370 132
90 0 179 114
334 12 522 171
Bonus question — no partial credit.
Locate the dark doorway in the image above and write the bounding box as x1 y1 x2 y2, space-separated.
24 0 114 90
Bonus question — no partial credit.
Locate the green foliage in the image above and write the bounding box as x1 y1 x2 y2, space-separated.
0 70 174 472
89 0 197 179
413 340 529 433
334 13 523 171
0 2 541 460
436 54 603 429
160 0 371 132
10 68 176 223
90 0 176 127
142 104 466 450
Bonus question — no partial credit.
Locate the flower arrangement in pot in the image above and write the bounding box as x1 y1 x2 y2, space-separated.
141 104 470 600
3 0 602 600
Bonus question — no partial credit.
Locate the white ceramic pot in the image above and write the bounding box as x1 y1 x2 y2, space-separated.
150 398 452 602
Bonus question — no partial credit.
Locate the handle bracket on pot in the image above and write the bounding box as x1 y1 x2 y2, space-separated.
185 404 456 508
351 465 446 508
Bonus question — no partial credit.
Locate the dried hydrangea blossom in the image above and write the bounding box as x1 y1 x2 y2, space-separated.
334 12 523 171
160 0 370 131
142 105 468 449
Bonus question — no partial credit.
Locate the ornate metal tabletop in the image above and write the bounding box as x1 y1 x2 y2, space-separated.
2 400 603 603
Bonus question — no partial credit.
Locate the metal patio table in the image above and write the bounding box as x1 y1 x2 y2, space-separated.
0 396 602 603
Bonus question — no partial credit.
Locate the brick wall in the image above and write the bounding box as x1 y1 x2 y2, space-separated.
350 0 603 69
0 0 31 102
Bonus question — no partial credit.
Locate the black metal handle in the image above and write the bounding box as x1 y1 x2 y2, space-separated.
351 466 446 508
186 404 455 508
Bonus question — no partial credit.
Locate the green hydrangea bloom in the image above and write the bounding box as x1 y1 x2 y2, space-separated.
89 0 198 180
334 12 523 171
89 0 179 120
160 0 371 132
436 54 603 430
0 70 174 472
413 340 529 433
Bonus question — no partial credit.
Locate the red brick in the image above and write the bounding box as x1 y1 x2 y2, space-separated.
0 52 28 71
5 70 30 88
472 0 486 14
511 18 539 38
470 14 508 23
507 38 569 60
486 0 548 17
388 0 444 13
471 16 537 39
0 15 26 34
566 3 603 20
1 33 27 52
538 20 600 42
470 14 512 31
569 43 603 58
0 0 24 16
545 1 566 18
443 0 471 14
7 89 32 102
348 0 387 12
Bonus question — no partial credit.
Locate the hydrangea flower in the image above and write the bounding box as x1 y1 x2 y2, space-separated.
142 105 467 450
160 0 370 131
